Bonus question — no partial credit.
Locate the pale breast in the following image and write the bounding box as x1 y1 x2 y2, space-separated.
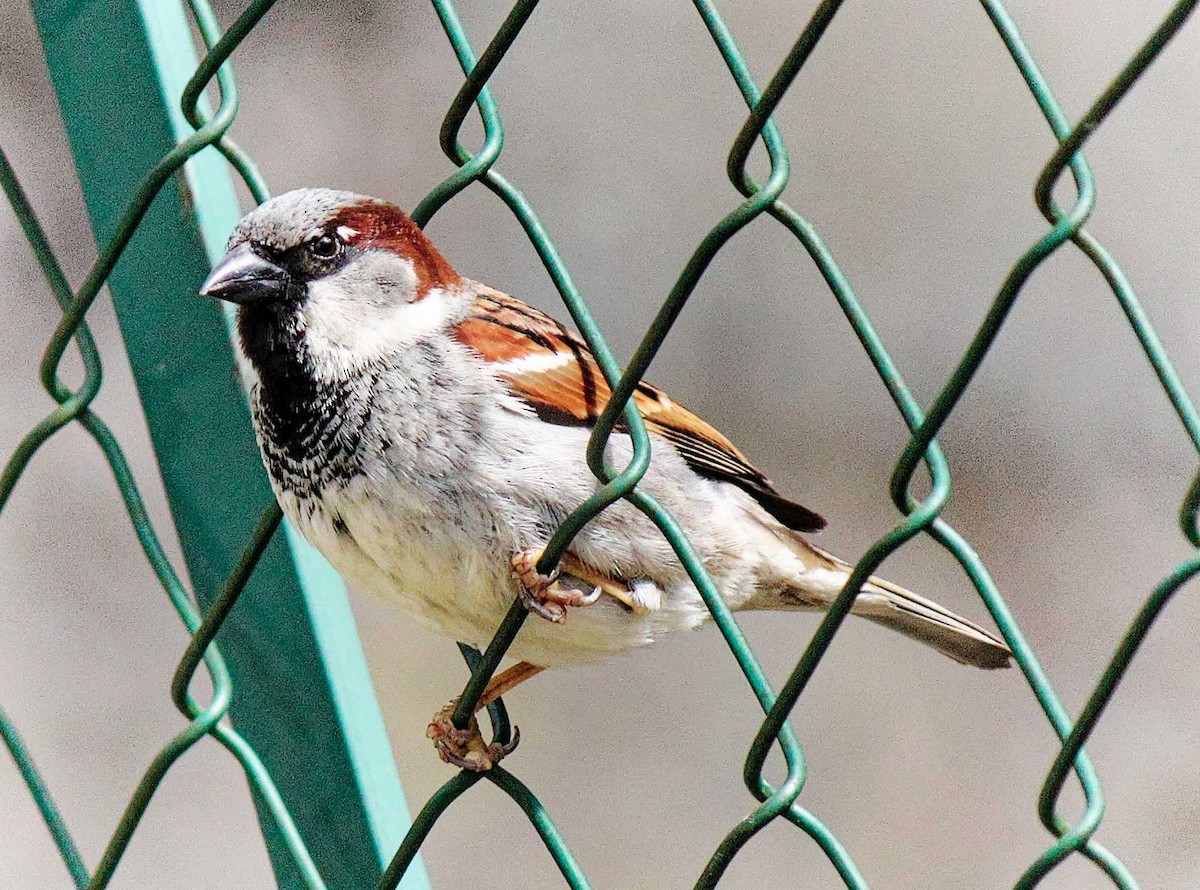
252 332 729 666
278 475 713 667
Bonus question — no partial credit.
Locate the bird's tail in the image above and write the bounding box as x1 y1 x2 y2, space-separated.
849 574 1011 669
745 537 1012 669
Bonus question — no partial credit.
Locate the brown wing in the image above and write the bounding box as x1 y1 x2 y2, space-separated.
453 288 826 533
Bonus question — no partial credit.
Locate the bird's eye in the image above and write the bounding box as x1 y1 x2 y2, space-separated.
308 232 342 260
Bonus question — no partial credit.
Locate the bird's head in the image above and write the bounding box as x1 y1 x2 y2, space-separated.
201 188 463 370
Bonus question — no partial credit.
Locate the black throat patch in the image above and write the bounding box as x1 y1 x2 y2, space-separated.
237 300 375 496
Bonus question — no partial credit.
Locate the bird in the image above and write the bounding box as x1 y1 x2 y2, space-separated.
200 187 1011 771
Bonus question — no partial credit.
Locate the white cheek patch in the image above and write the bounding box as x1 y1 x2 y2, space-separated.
307 251 421 309
362 288 453 354
300 254 452 372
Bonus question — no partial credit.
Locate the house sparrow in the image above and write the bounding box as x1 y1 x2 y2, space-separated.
201 188 1011 770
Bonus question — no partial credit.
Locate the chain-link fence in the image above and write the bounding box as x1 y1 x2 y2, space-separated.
4 0 1200 887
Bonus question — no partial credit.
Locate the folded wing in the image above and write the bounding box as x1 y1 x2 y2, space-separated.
454 288 826 533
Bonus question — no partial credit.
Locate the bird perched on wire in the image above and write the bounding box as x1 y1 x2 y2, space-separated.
201 188 1011 771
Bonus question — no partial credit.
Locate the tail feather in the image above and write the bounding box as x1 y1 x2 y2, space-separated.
852 576 1012 669
745 527 1012 669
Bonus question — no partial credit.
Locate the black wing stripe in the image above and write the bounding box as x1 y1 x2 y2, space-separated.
651 425 767 480
646 422 827 532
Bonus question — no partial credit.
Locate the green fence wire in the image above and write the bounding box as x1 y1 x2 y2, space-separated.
4 0 1199 887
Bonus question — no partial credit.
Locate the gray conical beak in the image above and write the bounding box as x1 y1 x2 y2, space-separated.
200 243 289 304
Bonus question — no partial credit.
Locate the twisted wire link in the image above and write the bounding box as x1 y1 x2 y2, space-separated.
7 0 1200 888
389 1 1200 888
978 2 1200 885
377 3 876 888
712 1 1199 886
2 1 336 887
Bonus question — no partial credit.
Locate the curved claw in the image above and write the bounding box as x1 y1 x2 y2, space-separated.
521 590 568 623
512 548 602 624
427 705 520 772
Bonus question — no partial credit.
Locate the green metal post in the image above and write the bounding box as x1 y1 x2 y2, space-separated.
29 1 428 887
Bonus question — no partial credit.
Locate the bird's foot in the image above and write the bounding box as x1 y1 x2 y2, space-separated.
511 548 601 624
426 702 520 772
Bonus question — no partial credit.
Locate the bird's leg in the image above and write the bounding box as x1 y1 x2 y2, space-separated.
511 548 601 623
427 661 545 771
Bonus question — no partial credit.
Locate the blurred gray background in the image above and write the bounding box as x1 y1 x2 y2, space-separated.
4 1 1200 887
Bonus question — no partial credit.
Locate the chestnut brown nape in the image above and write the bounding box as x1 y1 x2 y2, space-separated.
330 200 462 299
